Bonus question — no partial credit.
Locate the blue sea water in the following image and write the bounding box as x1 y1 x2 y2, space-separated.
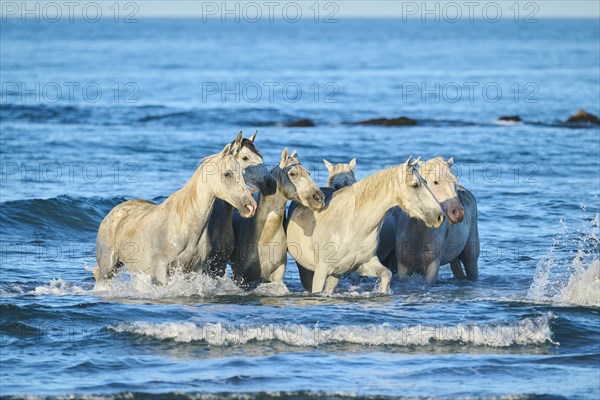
1 15 599 399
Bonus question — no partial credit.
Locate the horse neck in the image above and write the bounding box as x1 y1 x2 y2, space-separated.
255 181 288 227
326 174 334 187
349 165 402 233
164 161 216 229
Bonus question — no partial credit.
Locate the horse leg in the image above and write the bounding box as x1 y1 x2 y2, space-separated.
323 276 340 294
395 261 410 280
269 264 286 283
459 218 480 281
379 247 397 273
95 241 119 281
460 245 479 281
460 221 480 281
153 263 168 285
311 266 329 293
357 257 392 294
297 262 314 292
423 261 441 284
450 259 467 279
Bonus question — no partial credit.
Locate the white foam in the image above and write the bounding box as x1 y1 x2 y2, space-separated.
20 270 244 299
528 214 600 307
109 313 556 347
556 259 600 306
32 278 91 296
253 281 289 296
91 270 245 299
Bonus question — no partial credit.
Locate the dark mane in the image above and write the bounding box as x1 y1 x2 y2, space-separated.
230 138 262 157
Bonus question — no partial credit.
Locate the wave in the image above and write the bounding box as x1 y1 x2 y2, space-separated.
0 195 126 236
109 313 556 347
527 214 600 307
2 103 597 130
0 103 302 128
0 103 163 126
3 391 524 400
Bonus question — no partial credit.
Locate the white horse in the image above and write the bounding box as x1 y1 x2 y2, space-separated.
230 148 325 287
94 138 257 284
295 158 358 291
286 158 444 294
380 157 479 283
323 158 356 189
198 132 276 277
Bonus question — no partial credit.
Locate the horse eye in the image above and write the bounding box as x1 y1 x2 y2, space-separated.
242 156 249 161
289 172 297 177
224 171 232 178
411 182 419 188
434 181 439 185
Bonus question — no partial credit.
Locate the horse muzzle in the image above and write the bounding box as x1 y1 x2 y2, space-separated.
240 198 257 218
441 198 465 224
425 211 445 228
448 206 464 223
308 190 326 211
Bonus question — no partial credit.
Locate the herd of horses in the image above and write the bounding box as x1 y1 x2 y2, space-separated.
94 132 479 294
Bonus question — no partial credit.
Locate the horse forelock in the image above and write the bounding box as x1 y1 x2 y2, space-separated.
419 157 458 184
231 138 262 158
326 163 356 187
278 154 300 168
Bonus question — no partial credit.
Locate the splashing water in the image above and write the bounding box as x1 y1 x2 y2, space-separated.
24 268 300 300
528 214 600 307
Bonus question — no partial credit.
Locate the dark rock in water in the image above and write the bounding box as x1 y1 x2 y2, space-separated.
356 116 417 126
565 109 600 125
498 115 522 122
286 119 315 127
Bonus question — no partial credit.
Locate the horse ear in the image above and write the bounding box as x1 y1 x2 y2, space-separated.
447 157 454 166
349 158 356 170
405 155 413 170
249 130 258 142
235 131 243 146
323 159 334 173
231 131 243 155
413 156 421 165
280 148 289 164
221 143 233 156
290 150 298 159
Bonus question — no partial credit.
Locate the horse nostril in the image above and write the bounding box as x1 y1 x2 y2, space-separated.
450 208 464 221
437 214 444 223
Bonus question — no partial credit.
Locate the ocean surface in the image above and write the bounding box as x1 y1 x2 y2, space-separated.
1 16 599 399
